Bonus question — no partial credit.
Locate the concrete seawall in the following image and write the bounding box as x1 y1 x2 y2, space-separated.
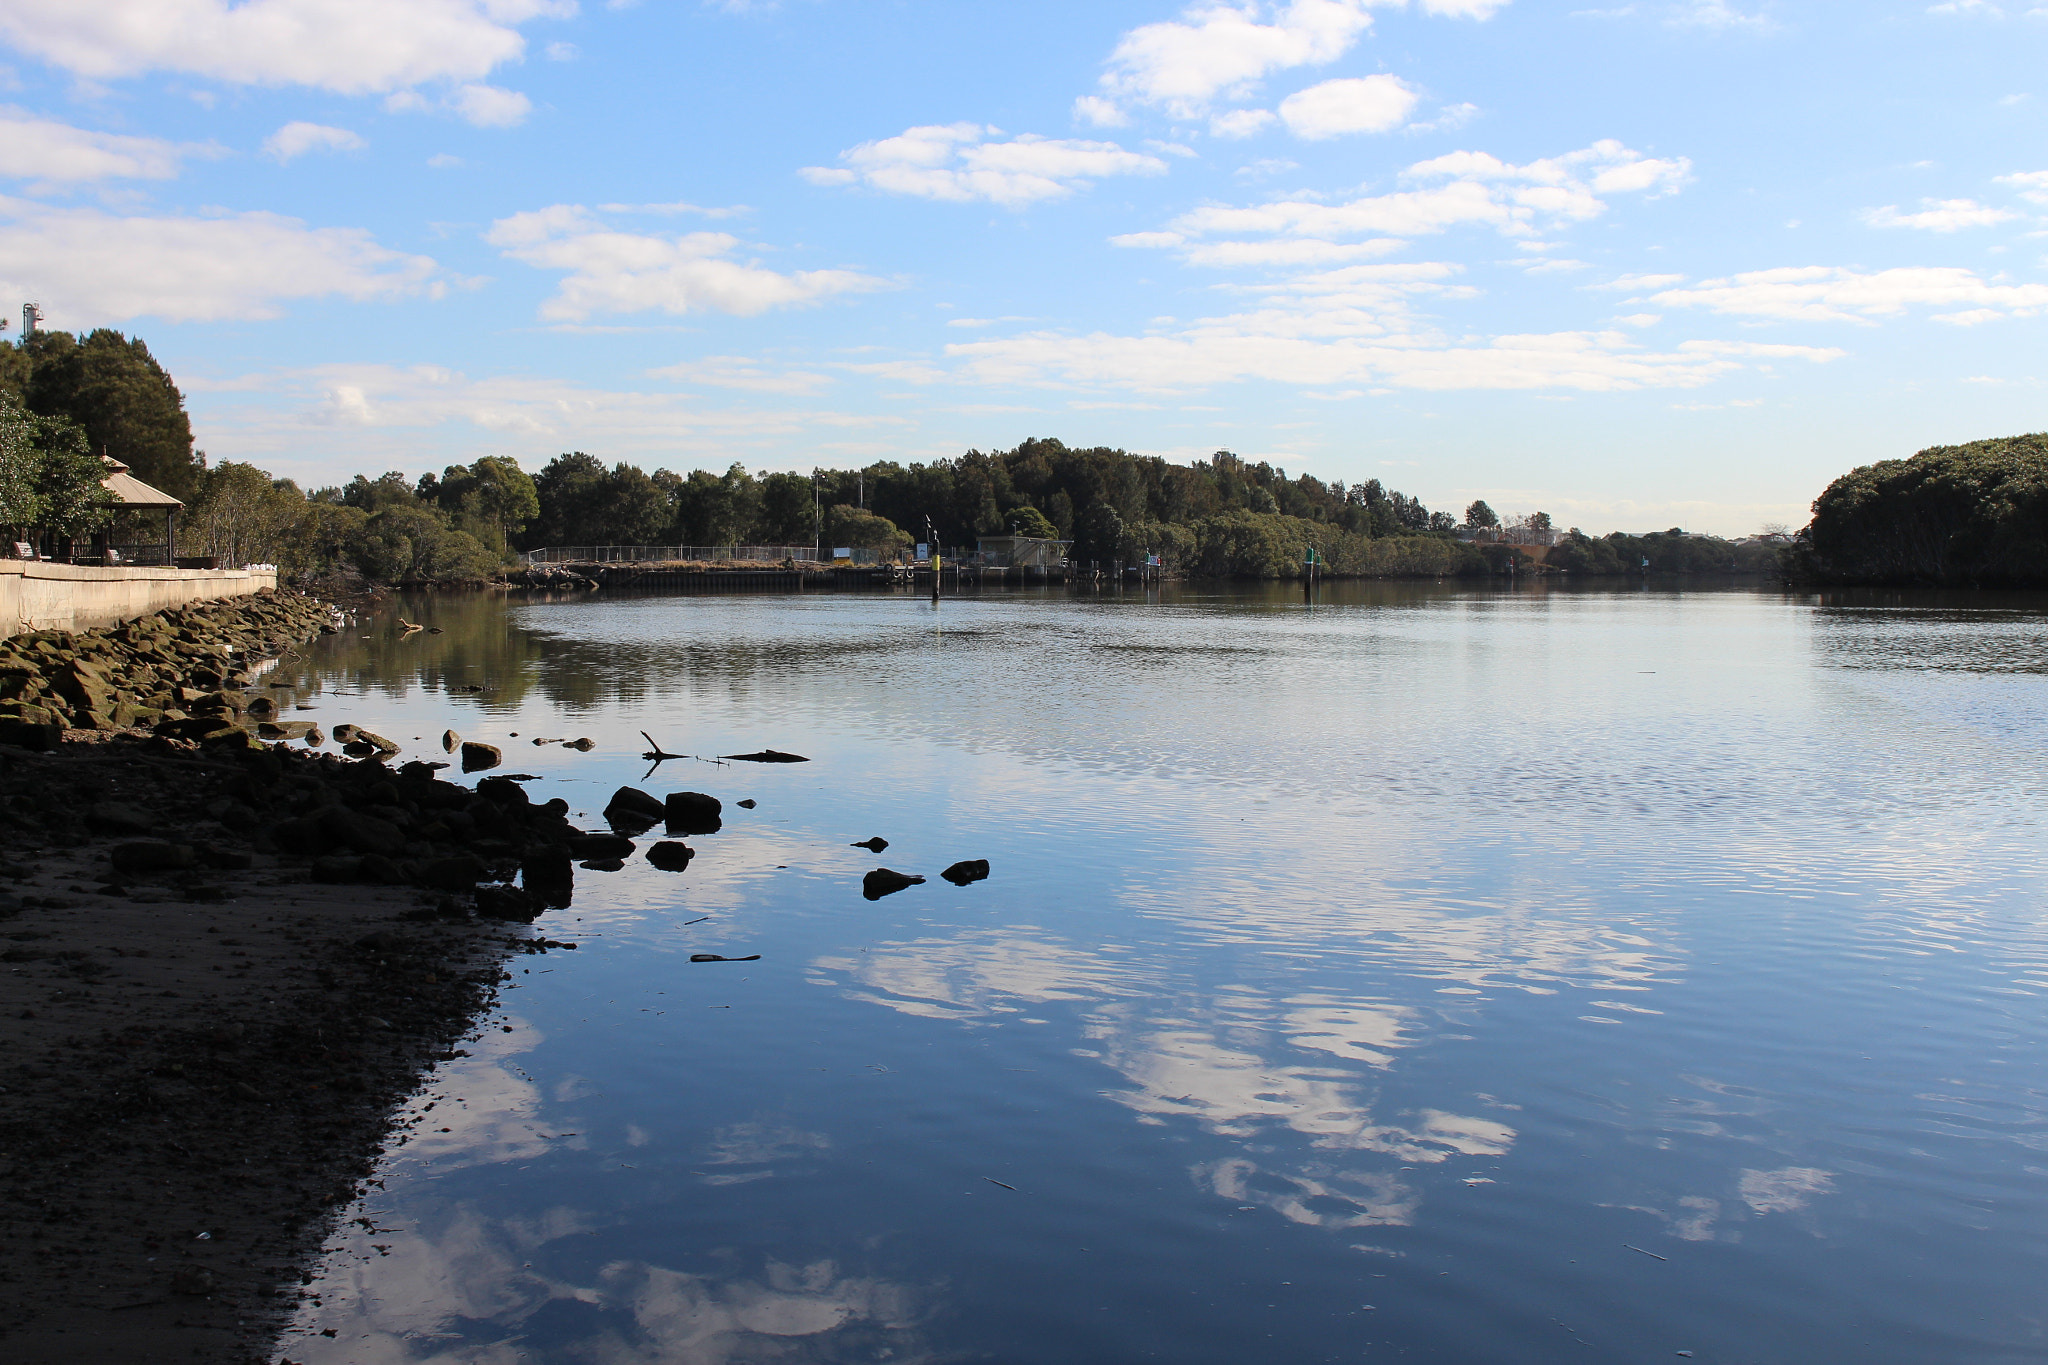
0 560 280 637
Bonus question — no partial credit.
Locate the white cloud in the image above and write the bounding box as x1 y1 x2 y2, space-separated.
1592 271 1687 290
451 82 531 127
186 361 916 483
1144 140 1690 254
1211 108 1279 138
1995 169 2048 205
0 108 192 181
945 307 1835 395
648 355 836 394
1118 234 1407 268
0 194 440 324
1408 100 1479 133
0 0 568 94
544 40 578 59
932 259 1834 396
1072 95 1129 128
1671 0 1774 27
1652 265 2048 323
486 203 889 320
1095 0 1377 120
1279 74 1419 138
802 123 1168 207
1862 198 2018 231
262 120 366 163
1085 0 1506 125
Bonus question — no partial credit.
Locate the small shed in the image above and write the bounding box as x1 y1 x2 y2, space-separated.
96 457 183 566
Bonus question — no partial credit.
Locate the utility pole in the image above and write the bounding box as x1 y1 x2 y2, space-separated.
812 469 820 563
926 515 939 603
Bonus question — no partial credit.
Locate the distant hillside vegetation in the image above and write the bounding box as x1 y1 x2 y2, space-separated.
1805 433 2048 586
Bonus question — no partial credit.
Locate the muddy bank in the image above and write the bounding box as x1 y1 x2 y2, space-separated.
0 594 574 1363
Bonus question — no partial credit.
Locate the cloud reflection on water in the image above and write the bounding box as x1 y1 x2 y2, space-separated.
288 1202 933 1365
813 928 1518 1231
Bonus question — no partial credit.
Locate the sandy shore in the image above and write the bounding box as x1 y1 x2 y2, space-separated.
0 594 558 1363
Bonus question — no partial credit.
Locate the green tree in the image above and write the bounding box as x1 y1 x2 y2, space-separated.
35 415 116 548
822 504 910 553
1074 500 1124 563
348 506 497 582
431 456 539 553
1465 499 1498 530
181 461 309 567
1004 505 1059 538
22 329 201 501
0 393 47 539
338 470 421 513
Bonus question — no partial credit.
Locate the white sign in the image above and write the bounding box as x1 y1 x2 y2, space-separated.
915 543 929 559
833 547 852 559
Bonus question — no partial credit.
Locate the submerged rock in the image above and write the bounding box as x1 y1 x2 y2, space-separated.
862 868 925 900
690 953 761 963
851 837 888 853
720 750 809 763
941 859 991 886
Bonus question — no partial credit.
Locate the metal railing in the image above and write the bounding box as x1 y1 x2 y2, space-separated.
520 545 819 565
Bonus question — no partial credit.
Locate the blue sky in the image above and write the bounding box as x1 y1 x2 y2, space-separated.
0 0 2040 534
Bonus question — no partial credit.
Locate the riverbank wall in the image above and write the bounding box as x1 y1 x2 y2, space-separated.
0 561 279 638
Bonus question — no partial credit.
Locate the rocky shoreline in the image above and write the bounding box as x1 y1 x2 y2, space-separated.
0 591 575 1363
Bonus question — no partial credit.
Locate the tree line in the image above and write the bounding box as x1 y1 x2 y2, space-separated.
2 329 1786 582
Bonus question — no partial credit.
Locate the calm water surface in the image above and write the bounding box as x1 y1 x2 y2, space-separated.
279 581 2048 1364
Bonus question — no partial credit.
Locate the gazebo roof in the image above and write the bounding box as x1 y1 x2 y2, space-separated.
100 457 182 510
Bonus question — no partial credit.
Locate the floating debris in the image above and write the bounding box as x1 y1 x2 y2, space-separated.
690 953 761 963
720 749 809 763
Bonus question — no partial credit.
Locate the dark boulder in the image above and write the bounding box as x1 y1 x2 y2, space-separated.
862 868 925 900
418 853 491 893
475 884 542 923
604 785 664 834
665 791 722 835
461 741 503 772
477 775 530 808
270 816 333 856
941 859 991 886
720 750 809 763
646 841 695 872
851 837 888 852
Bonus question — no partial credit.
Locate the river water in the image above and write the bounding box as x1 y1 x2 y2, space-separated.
279 581 2048 1365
